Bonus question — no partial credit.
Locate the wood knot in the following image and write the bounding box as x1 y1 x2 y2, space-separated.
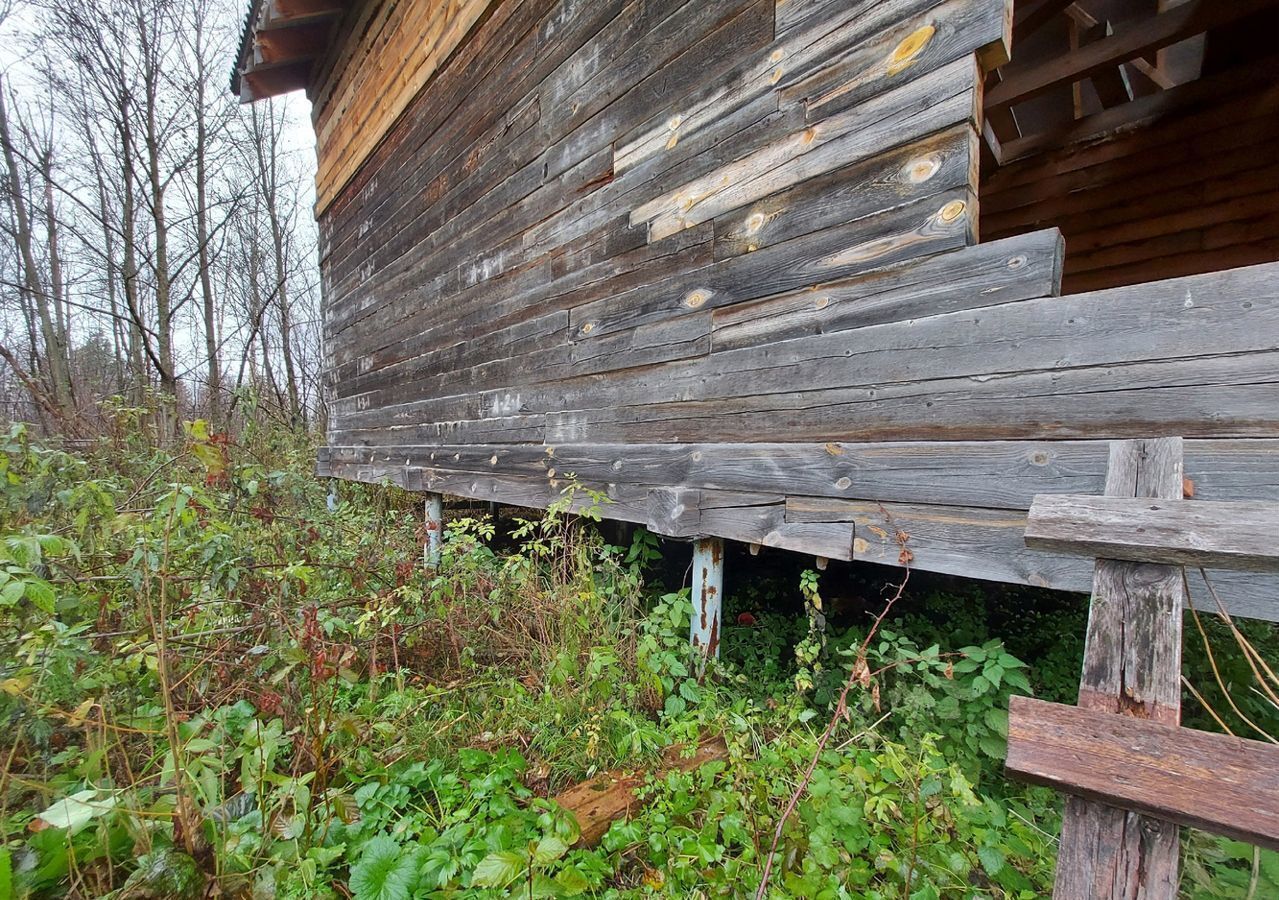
938 199 966 223
905 154 942 184
887 24 935 76
684 288 711 309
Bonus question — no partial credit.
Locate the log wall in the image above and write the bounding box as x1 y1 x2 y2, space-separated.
317 0 1279 621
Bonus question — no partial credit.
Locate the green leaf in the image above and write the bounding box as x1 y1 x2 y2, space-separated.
979 735 1007 760
0 579 23 606
473 850 526 889
978 845 1005 876
0 847 11 900
349 836 417 900
983 707 1009 737
36 789 116 834
24 579 55 613
678 679 701 703
555 865 589 896
533 835 569 866
1259 848 1279 887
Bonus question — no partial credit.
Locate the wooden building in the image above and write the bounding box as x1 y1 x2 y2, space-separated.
235 0 1279 621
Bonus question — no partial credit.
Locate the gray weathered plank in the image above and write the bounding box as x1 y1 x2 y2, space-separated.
630 55 980 241
1026 494 1279 572
711 228 1063 350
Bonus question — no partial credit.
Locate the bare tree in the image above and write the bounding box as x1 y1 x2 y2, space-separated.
0 0 322 440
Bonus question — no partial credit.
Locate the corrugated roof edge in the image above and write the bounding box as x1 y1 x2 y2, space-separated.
230 0 266 96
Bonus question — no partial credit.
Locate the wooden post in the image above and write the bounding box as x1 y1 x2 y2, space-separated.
1054 437 1185 899
424 492 444 569
690 537 723 659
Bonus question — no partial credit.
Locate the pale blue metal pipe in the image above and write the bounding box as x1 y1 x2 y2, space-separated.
690 537 724 659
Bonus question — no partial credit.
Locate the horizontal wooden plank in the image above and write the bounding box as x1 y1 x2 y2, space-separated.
1006 696 1279 851
539 351 1279 445
783 496 1279 620
615 0 951 172
711 228 1063 350
574 186 975 341
323 455 856 558
1025 495 1279 572
321 438 1279 509
539 261 1279 427
781 0 1009 119
320 440 1279 620
630 55 980 241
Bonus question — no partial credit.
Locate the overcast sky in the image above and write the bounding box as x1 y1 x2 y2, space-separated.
0 0 321 210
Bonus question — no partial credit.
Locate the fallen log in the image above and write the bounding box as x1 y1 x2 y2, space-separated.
552 737 730 847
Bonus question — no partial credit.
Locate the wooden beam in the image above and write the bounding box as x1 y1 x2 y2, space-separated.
1007 696 1279 852
1026 494 1279 573
987 0 1279 110
254 22 332 65
273 0 342 16
1012 0 1076 42
994 54 1279 162
240 61 311 102
1052 437 1185 899
268 0 343 24
554 738 729 847
1066 9 1133 110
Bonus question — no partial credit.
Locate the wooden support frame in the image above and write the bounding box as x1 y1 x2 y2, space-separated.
1010 436 1279 895
1048 437 1186 897
986 0 1279 110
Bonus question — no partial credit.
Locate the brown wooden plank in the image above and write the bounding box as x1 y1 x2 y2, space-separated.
1007 696 1279 852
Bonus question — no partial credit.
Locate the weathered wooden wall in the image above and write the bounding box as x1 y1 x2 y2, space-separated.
317 0 1279 620
310 0 498 212
982 60 1279 294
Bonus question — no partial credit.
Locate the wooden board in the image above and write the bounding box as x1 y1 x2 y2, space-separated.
1007 696 1279 852
311 0 499 212
1026 494 1279 573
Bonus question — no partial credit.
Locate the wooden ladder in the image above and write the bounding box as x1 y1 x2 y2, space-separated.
1004 437 1279 898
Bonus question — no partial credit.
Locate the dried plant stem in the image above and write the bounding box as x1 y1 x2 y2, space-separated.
754 529 911 899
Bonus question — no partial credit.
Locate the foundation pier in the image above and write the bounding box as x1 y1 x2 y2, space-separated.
424 492 444 569
690 537 724 660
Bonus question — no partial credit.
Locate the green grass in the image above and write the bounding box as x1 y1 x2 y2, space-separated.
0 418 1274 898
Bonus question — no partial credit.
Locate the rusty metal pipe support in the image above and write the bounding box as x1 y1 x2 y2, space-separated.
690 537 723 659
425 492 444 569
